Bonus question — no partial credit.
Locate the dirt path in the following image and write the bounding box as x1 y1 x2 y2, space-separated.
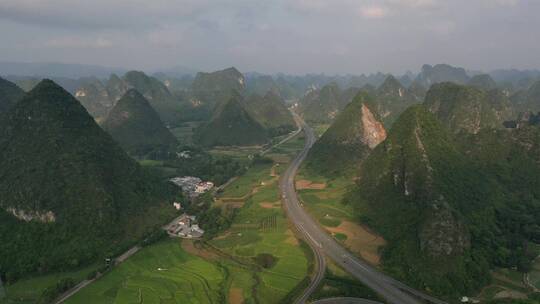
181 240 218 260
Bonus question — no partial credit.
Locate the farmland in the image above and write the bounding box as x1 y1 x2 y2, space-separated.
295 168 386 265
210 131 311 303
64 240 225 304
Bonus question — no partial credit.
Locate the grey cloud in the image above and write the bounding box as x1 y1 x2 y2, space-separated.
0 0 538 74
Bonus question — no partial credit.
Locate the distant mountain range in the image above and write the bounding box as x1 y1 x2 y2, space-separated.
75 71 182 125
0 61 127 79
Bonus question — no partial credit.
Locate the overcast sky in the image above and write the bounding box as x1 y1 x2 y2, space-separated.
0 0 539 74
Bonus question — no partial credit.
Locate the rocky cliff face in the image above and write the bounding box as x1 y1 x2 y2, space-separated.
419 198 470 257
361 104 387 149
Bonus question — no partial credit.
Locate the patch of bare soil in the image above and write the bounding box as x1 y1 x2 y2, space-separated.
229 287 244 304
284 229 299 245
259 201 280 209
296 179 326 190
181 239 218 260
326 221 386 265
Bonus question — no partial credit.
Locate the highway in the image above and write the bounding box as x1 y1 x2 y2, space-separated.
279 115 447 304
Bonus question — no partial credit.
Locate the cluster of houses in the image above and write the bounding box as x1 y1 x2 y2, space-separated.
169 176 214 198
166 213 205 238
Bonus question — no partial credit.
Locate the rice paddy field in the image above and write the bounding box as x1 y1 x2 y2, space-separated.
65 240 225 304
210 133 311 303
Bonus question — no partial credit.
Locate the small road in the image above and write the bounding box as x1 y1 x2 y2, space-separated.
54 278 95 304
261 111 303 155
279 116 447 304
55 245 142 303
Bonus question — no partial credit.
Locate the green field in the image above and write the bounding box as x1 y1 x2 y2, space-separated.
209 132 310 303
295 168 356 225
2 264 99 304
219 164 274 198
211 182 309 303
65 240 225 304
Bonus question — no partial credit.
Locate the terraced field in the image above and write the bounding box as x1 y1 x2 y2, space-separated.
65 240 225 304
209 132 311 303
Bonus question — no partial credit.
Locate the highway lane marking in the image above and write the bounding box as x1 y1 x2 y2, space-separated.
342 255 369 271
298 223 322 248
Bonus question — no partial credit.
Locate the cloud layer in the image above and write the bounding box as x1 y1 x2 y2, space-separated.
0 0 538 74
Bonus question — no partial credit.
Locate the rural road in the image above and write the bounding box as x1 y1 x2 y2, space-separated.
55 245 142 303
279 115 448 304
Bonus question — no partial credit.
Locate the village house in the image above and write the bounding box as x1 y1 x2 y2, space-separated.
169 176 214 198
167 213 204 238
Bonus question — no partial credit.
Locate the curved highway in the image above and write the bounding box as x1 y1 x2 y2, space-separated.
280 114 447 304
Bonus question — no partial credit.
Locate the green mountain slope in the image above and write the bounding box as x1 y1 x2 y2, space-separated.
424 82 514 133
305 92 386 176
369 75 422 127
194 93 269 146
102 89 178 158
0 77 25 115
75 71 182 125
0 80 173 281
511 80 540 113
244 92 296 136
300 83 343 123
75 77 113 122
353 105 540 298
468 74 498 90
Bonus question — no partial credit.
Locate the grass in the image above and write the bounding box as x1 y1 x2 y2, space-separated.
220 164 274 198
295 167 387 266
319 217 342 227
334 233 348 241
296 168 356 225
311 123 331 138
64 240 225 304
2 264 99 304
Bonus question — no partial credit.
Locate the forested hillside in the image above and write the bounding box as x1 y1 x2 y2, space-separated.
0 80 175 282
